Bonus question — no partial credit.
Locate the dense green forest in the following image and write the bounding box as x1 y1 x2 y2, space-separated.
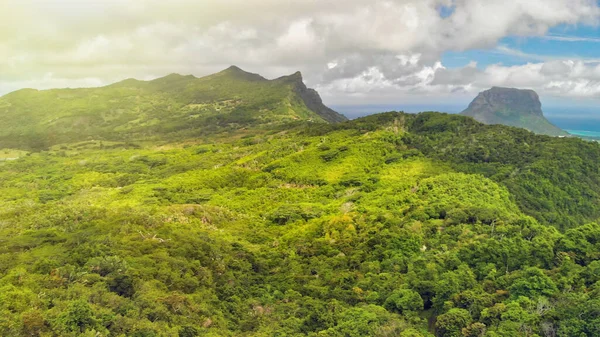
0 110 599 336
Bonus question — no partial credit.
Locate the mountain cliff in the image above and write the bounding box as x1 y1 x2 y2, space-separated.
274 71 347 123
461 87 567 136
0 66 346 150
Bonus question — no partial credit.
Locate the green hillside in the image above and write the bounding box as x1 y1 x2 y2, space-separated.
0 66 346 151
0 111 598 336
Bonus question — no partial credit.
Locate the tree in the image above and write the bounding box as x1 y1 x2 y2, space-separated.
509 267 558 299
384 289 424 314
55 300 97 333
435 308 472 337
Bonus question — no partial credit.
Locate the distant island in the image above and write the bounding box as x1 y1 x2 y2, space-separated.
461 87 568 136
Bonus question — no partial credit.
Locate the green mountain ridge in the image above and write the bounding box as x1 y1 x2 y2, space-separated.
0 66 346 151
461 87 568 136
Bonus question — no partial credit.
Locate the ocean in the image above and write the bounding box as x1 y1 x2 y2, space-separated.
332 104 600 139
545 107 600 139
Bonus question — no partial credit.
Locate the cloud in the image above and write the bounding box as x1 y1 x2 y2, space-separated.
1 0 600 104
493 45 600 63
494 46 556 62
543 34 600 43
432 60 600 98
319 59 600 105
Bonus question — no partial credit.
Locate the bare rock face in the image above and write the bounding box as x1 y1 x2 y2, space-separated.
275 71 347 124
293 77 347 124
461 87 567 136
464 87 543 119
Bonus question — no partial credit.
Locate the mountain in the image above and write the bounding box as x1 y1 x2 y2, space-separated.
461 87 568 136
0 66 346 150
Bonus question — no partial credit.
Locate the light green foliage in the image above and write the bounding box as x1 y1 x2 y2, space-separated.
435 308 472 337
0 148 28 160
384 289 424 314
508 267 558 299
0 111 597 336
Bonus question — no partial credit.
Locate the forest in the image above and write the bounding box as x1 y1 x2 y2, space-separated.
0 111 598 336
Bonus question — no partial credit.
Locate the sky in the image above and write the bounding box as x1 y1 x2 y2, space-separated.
2 0 600 111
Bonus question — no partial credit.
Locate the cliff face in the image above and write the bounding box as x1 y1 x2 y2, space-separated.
293 81 347 124
275 72 347 123
461 87 567 136
463 87 543 120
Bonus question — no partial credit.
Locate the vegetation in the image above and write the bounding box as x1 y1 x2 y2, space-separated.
0 108 598 336
0 66 345 151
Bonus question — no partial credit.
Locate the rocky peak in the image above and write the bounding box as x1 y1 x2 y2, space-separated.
465 87 543 118
218 66 267 82
461 87 567 136
274 71 304 84
270 70 346 123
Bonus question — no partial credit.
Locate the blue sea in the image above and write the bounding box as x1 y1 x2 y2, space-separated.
566 130 600 138
542 107 600 139
331 104 600 139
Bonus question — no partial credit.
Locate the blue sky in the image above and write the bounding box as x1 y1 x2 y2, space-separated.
443 25 600 69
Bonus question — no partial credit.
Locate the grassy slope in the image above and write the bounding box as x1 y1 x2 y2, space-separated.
461 108 568 137
0 112 598 336
498 113 567 137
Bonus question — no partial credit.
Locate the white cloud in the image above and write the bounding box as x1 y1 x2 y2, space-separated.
494 45 600 63
1 0 600 104
319 58 600 105
544 35 600 43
